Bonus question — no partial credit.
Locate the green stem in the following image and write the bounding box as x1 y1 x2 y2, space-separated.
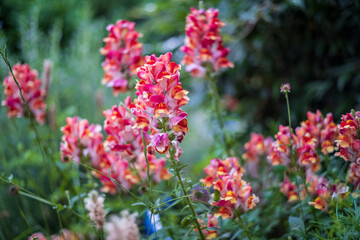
0 46 26 103
99 228 105 240
293 172 308 239
285 92 308 240
238 215 252 240
171 159 205 240
141 130 153 202
209 74 231 157
300 171 318 223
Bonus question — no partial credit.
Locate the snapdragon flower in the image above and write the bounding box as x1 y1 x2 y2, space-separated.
181 8 233 78
99 97 171 193
201 157 259 219
269 110 338 172
335 111 360 163
60 116 104 167
242 133 273 177
132 52 189 159
101 20 143 96
2 63 47 124
201 157 244 187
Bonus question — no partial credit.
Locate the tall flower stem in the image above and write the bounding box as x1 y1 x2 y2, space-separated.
284 92 308 240
170 157 205 240
209 73 232 157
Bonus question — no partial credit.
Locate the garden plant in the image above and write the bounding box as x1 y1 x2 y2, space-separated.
0 0 360 239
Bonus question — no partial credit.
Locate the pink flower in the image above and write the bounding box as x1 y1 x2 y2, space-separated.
348 162 360 188
181 8 233 78
2 63 47 124
279 177 299 202
29 233 47 240
268 125 295 166
201 157 245 187
269 110 338 172
101 20 143 96
280 83 291 94
335 111 360 163
201 157 258 219
99 97 171 193
242 133 273 177
132 52 189 159
60 116 104 167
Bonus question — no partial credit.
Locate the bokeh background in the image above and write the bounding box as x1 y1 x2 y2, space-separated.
1 0 360 238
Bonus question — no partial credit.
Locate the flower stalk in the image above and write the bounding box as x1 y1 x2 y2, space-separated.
209 73 232 157
170 156 205 240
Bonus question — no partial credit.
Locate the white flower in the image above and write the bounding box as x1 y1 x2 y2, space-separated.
105 210 139 240
84 190 105 229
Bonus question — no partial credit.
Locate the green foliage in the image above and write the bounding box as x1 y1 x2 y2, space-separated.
1 0 360 239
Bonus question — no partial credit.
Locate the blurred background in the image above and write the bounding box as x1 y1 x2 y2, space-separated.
1 0 360 238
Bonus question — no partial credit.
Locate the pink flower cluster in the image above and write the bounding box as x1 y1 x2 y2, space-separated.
269 110 338 172
201 157 259 219
308 177 349 211
280 170 349 211
60 116 104 167
279 177 299 202
132 52 189 159
100 20 143 96
60 99 171 194
201 157 245 187
242 133 273 177
335 111 360 163
268 125 294 166
295 110 338 171
348 163 360 188
2 63 47 124
99 97 171 193
180 8 233 78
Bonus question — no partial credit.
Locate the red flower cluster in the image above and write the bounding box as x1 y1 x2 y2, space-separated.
100 20 143 96
268 125 294 166
269 110 338 171
201 157 245 187
100 97 171 193
180 8 233 78
242 133 273 177
60 101 171 194
308 181 349 211
348 162 360 188
335 111 360 163
60 116 104 166
279 170 349 211
279 177 299 202
2 64 47 124
295 110 338 171
132 52 189 159
201 157 259 219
